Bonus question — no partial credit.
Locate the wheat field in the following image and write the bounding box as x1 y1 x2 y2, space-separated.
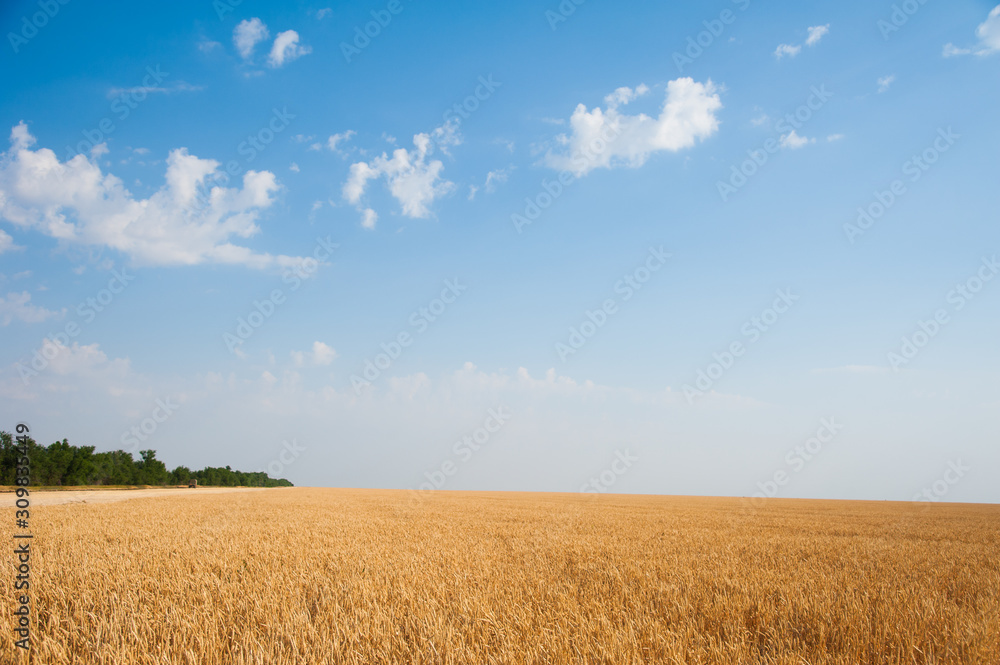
2 488 998 664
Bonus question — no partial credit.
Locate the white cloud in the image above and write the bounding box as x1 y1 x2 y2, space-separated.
774 43 801 59
289 162 300 173
877 75 895 93
776 24 827 59
975 5 1000 52
467 185 479 201
484 166 513 193
943 43 972 57
826 134 845 142
943 5 1000 56
543 78 721 177
327 130 356 153
779 130 814 149
292 341 338 367
0 291 63 325
342 121 460 219
805 24 830 46
0 229 20 254
3 349 995 497
750 113 770 127
312 341 337 366
234 18 269 60
315 7 332 19
0 338 150 401
0 122 305 269
268 30 311 68
43 340 129 378
360 208 377 230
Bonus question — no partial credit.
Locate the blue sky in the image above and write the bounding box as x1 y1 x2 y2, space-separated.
1 0 998 502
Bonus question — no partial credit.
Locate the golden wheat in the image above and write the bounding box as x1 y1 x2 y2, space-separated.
2 489 998 664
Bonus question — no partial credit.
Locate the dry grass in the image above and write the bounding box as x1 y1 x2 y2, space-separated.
2 489 998 664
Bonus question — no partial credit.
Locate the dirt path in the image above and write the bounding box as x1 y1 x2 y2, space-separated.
0 486 266 507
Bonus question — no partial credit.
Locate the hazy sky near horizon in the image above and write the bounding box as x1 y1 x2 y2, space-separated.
1 0 998 502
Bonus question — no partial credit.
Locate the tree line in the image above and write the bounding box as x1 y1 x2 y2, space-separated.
0 432 293 487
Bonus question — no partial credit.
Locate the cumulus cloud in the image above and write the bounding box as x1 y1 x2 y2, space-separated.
805 24 830 46
0 122 305 269
776 24 828 59
877 75 896 93
779 130 814 149
774 43 801 59
268 30 311 67
1 338 146 406
943 4 1000 57
976 5 1000 52
360 208 377 230
0 229 19 254
234 18 269 60
484 166 513 193
291 341 338 367
342 121 460 221
543 78 721 177
312 341 337 365
327 130 355 153
0 291 63 325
